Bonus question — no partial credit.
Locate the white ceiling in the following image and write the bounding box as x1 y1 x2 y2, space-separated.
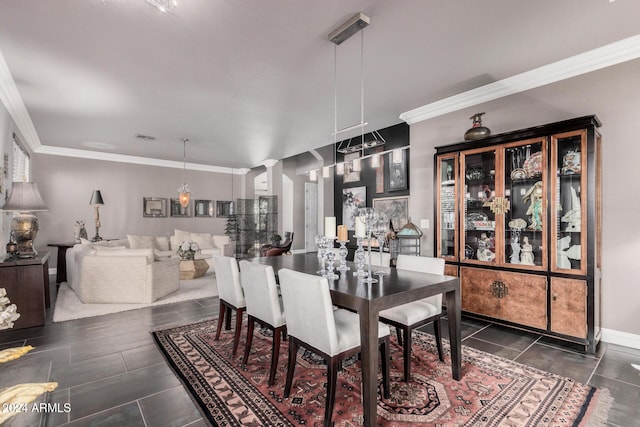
1 0 639 171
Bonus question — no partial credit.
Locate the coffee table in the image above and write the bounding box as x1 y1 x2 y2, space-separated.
179 258 209 280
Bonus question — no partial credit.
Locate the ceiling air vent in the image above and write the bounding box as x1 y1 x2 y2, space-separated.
135 134 156 142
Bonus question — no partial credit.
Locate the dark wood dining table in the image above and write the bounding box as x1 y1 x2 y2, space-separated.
251 253 462 427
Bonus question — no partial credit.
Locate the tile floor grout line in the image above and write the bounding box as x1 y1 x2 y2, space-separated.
64 361 169 391
586 351 605 384
60 400 142 426
533 339 601 359
461 323 491 341
137 399 149 427
590 372 640 389
514 336 542 361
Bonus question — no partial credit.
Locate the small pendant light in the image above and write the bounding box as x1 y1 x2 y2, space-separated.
178 138 190 208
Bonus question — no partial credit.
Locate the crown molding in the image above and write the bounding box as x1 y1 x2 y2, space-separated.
400 34 640 125
34 145 249 174
0 50 42 152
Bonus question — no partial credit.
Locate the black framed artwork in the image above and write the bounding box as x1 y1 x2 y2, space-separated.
388 151 407 191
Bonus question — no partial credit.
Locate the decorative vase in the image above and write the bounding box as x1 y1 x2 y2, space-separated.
464 112 491 141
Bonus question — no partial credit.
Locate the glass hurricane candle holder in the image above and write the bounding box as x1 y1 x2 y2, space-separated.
337 240 350 271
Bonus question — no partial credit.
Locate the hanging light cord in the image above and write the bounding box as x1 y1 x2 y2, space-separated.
182 138 187 185
360 29 365 158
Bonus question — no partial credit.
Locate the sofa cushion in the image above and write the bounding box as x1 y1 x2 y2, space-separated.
174 229 192 245
94 245 127 251
127 235 160 250
154 249 175 260
81 238 110 247
95 248 154 264
191 232 214 249
155 236 170 251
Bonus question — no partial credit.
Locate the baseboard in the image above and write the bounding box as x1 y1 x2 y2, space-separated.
601 328 640 350
290 249 307 254
49 267 56 276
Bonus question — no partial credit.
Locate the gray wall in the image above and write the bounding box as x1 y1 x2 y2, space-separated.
409 59 640 337
32 154 241 267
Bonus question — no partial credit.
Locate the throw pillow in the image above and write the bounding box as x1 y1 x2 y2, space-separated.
155 236 170 251
174 229 191 245
191 232 214 249
127 235 158 250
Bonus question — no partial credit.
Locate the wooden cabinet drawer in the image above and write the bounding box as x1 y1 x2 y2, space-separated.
461 267 547 329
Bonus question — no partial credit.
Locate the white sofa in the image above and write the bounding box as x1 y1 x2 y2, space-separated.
66 243 180 304
65 230 231 304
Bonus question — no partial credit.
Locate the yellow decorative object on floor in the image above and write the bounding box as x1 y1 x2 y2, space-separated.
0 345 34 363
0 382 58 423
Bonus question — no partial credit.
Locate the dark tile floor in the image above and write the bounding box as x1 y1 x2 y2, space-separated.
1 279 638 426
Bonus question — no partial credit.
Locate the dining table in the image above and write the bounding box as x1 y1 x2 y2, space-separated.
251 253 462 427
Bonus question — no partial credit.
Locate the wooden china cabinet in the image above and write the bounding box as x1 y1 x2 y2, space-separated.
435 116 602 353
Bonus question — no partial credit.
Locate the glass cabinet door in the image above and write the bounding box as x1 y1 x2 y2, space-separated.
436 154 458 261
551 130 587 274
460 148 498 264
502 138 547 270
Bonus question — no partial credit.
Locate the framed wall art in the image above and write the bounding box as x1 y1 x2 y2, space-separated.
388 150 408 191
143 197 167 218
372 196 409 231
170 198 191 217
194 199 214 217
216 200 232 218
343 152 361 183
342 186 366 230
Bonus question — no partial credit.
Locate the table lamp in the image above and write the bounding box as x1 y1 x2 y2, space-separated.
3 182 49 258
90 190 105 242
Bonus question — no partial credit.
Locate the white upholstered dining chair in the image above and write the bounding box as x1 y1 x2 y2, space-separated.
213 256 246 357
239 260 286 386
379 254 445 382
278 268 390 427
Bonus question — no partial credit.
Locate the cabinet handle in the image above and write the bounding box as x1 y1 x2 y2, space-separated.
552 293 557 301
490 280 508 299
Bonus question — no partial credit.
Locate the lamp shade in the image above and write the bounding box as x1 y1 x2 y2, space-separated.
90 190 104 206
3 182 48 212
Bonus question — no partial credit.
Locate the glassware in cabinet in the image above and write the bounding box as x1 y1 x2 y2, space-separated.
551 130 587 274
502 138 547 269
460 148 498 263
436 154 458 260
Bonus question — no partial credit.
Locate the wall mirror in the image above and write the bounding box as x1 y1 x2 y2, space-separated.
195 199 214 217
170 198 191 217
216 201 232 218
143 197 167 218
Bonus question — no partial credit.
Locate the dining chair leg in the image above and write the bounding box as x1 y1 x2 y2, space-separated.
225 306 232 330
402 326 412 382
232 307 245 357
380 337 390 399
325 357 340 427
433 318 444 362
242 316 256 365
268 326 283 386
397 327 404 347
215 302 226 340
284 338 298 398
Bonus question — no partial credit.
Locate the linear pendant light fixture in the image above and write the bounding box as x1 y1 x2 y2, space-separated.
307 12 404 180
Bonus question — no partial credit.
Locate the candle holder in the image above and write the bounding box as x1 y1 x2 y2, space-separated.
315 235 328 275
325 243 338 280
357 208 378 284
353 238 367 277
337 240 350 271
372 219 388 275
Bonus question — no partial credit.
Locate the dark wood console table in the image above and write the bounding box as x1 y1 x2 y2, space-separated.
47 242 76 284
0 252 50 330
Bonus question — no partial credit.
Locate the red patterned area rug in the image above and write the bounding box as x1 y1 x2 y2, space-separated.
152 319 611 426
